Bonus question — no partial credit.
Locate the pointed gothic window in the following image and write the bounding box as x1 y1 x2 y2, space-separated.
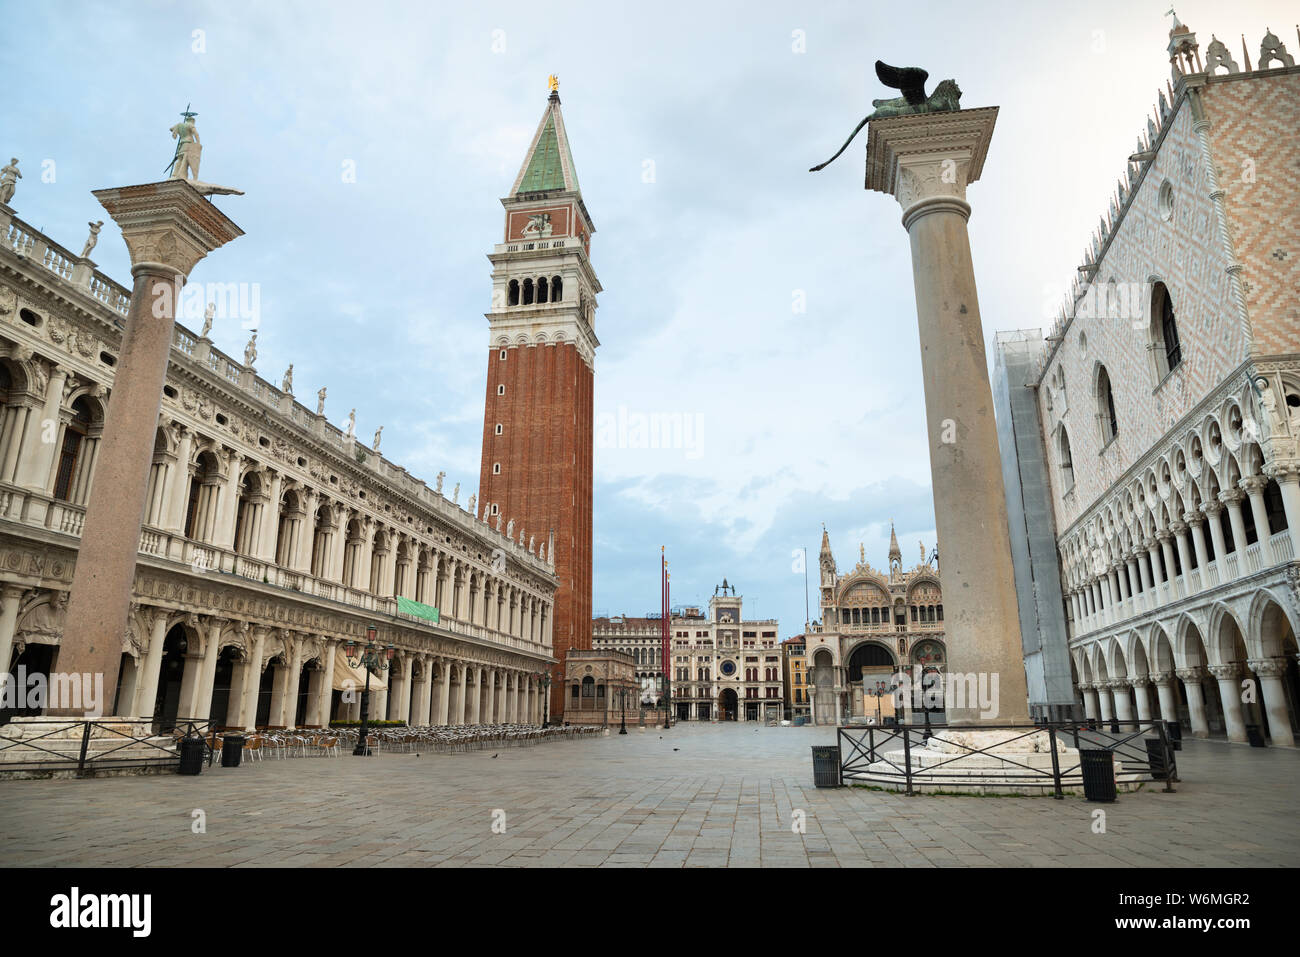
1149 282 1182 379
1058 426 1075 491
1097 364 1119 445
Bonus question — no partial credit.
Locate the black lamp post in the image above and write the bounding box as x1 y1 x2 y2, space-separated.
619 687 628 735
344 625 393 756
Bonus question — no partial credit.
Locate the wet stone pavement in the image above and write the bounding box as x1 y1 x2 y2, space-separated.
1 722 1297 867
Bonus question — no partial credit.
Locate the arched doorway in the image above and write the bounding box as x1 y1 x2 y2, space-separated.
209 647 240 728
255 657 278 727
2 642 55 722
152 625 189 732
847 642 897 722
295 658 317 726
718 687 738 721
810 649 836 725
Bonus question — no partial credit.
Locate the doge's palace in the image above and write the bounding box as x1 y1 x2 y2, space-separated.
997 19 1300 747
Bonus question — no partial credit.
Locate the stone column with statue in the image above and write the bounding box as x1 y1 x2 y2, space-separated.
49 113 245 719
812 61 1028 726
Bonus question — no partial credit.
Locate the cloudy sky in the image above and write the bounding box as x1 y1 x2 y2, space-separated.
5 0 1289 632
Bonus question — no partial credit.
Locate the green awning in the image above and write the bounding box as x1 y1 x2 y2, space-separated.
397 597 440 624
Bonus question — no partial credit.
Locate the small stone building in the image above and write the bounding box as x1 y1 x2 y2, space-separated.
562 649 639 726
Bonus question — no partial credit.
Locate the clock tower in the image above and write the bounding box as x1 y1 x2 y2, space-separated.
479 84 599 720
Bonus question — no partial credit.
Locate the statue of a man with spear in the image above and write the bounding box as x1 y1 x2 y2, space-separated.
167 105 201 181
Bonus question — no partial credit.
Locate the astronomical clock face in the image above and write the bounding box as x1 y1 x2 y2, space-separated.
719 659 737 678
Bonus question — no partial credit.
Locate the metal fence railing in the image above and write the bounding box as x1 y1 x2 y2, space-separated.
0 716 213 777
837 719 1179 798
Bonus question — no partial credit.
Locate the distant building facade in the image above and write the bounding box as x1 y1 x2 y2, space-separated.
781 635 810 721
806 525 946 725
591 613 664 701
667 582 782 722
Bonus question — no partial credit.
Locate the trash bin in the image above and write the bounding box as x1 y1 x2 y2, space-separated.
811 745 841 788
178 735 205 775
1144 737 1176 780
1165 720 1182 751
221 733 245 768
1079 748 1116 802
1245 724 1266 748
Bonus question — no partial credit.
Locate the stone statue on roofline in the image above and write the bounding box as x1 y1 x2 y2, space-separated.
282 363 294 394
201 301 215 338
316 386 326 415
436 471 445 494
243 330 257 367
810 61 962 172
1 157 22 205
80 220 104 259
468 493 476 515
452 483 459 504
373 425 383 451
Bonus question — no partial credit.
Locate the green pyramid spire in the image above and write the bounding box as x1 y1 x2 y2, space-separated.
519 115 565 192
511 92 581 195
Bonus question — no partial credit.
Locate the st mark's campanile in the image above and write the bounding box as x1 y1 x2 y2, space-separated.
479 83 598 720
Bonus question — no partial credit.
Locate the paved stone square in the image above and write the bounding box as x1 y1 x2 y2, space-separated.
1 723 1297 867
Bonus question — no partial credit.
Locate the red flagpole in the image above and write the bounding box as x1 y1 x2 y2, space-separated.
661 546 669 727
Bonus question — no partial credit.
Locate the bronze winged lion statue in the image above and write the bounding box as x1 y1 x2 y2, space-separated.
810 61 962 172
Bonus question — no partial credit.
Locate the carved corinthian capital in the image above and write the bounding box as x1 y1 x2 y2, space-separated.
864 106 998 226
92 179 244 280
